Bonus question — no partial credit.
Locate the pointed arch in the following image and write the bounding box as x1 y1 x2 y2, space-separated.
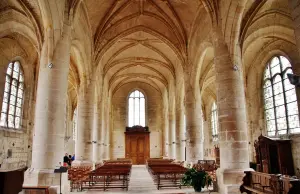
128 90 146 127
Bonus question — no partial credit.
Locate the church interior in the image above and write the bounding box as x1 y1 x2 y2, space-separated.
0 0 300 193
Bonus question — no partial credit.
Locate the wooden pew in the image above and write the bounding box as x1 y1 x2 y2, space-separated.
146 159 187 190
70 160 132 191
68 166 92 192
86 165 131 191
281 176 300 194
240 171 282 194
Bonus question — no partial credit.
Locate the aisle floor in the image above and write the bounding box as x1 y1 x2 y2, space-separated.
72 165 218 194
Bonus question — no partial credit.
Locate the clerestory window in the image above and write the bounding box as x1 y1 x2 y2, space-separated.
0 61 24 129
128 90 145 127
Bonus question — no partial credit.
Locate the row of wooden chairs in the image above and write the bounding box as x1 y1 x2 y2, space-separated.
68 166 92 191
147 158 187 190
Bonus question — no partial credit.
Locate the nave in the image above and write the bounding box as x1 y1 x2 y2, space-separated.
1 0 300 194
72 165 216 194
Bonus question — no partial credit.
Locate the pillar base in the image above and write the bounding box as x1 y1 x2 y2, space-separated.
216 168 253 194
23 169 69 194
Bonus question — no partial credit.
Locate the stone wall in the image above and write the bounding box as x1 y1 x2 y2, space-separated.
111 82 163 159
0 46 36 172
0 130 29 171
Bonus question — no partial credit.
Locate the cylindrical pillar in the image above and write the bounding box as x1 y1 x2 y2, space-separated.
185 89 203 163
31 24 71 169
162 106 169 157
96 102 103 161
212 26 250 194
168 112 176 159
92 104 99 163
105 105 111 160
100 101 106 160
75 82 94 161
175 108 185 161
212 28 249 170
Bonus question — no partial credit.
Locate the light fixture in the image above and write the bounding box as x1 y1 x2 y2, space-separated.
233 64 238 71
287 73 300 87
48 63 53 69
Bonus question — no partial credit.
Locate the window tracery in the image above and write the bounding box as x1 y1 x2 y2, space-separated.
263 56 300 136
128 90 145 127
0 61 24 129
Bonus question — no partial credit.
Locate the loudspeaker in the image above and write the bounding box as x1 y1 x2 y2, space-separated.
287 73 300 87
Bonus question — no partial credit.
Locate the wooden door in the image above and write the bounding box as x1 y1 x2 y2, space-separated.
125 132 150 164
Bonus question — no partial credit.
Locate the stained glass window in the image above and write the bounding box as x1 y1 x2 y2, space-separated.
128 90 145 127
0 61 24 129
73 108 77 140
263 56 300 136
211 102 218 141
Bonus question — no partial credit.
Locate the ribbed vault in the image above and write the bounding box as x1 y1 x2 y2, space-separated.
85 0 201 95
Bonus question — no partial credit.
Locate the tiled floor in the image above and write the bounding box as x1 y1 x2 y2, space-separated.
72 165 218 194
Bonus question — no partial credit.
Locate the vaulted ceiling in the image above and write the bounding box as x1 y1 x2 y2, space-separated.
85 0 202 95
0 0 293 107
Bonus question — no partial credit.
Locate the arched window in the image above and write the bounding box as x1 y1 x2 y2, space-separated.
128 90 145 127
211 102 218 141
263 56 300 136
0 61 24 129
73 108 77 140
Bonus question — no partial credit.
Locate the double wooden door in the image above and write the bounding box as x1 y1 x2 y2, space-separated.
125 132 150 165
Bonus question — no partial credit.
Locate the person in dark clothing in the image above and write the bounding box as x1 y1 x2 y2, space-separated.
63 153 69 167
68 155 72 166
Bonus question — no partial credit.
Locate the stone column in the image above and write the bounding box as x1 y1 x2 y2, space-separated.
92 107 98 163
31 23 71 170
100 101 106 161
101 97 110 160
95 102 103 162
175 108 185 161
212 26 250 194
92 92 100 163
162 104 169 157
185 86 204 163
24 22 72 188
168 111 176 159
107 100 112 160
105 103 111 160
75 82 94 162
